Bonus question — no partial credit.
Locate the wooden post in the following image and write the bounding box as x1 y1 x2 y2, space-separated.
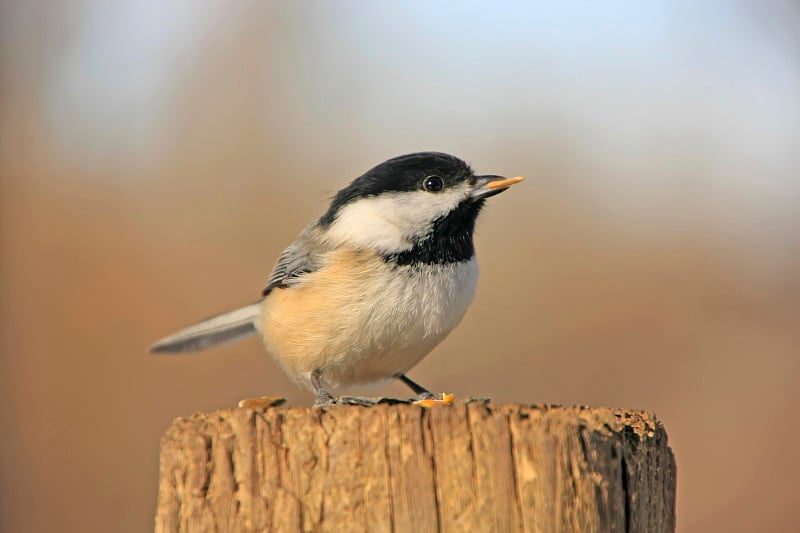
156 402 675 532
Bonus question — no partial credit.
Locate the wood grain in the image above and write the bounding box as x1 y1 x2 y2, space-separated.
156 403 676 532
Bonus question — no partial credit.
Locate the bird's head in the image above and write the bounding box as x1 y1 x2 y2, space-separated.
319 152 524 264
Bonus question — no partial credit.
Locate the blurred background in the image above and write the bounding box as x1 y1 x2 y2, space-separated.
1 1 799 531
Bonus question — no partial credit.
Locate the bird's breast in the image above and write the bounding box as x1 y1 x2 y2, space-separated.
258 247 479 388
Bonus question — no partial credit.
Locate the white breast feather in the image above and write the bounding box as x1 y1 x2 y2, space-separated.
322 257 479 387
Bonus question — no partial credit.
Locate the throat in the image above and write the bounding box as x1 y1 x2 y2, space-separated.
384 231 475 265
385 200 481 266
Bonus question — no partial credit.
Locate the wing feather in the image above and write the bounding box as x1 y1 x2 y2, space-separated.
262 230 326 296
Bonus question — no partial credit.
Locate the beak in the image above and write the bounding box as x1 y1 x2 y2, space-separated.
470 175 525 201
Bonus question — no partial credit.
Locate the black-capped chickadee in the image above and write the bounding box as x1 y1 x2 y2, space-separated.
150 152 524 406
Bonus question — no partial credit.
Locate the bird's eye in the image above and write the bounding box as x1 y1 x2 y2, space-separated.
423 175 444 192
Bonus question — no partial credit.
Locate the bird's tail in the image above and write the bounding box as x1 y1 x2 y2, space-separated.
149 303 261 353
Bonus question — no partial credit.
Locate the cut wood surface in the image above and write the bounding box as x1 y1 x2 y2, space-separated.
156 402 675 533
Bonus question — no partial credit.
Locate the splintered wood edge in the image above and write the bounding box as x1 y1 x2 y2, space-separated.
163 403 666 444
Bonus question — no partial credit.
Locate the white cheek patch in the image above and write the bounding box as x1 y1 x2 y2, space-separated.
326 187 468 253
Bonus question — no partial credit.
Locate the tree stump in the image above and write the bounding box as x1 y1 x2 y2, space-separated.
155 402 676 532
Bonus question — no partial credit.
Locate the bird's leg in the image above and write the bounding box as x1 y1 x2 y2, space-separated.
311 369 338 406
396 373 435 398
396 374 455 407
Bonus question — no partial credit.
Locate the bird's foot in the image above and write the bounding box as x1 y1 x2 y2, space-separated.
313 388 338 406
413 392 456 408
313 395 400 407
314 395 424 407
237 396 286 409
333 396 382 406
395 374 453 407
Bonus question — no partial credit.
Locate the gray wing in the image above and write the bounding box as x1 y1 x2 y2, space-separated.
262 231 326 296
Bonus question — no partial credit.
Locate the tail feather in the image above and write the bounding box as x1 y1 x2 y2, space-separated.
149 303 261 353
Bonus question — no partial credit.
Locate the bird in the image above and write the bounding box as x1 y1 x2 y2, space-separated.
150 152 524 406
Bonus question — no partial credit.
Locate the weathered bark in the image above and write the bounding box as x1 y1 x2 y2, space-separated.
156 402 675 533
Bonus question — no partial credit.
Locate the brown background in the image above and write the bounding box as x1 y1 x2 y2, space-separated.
1 2 799 532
